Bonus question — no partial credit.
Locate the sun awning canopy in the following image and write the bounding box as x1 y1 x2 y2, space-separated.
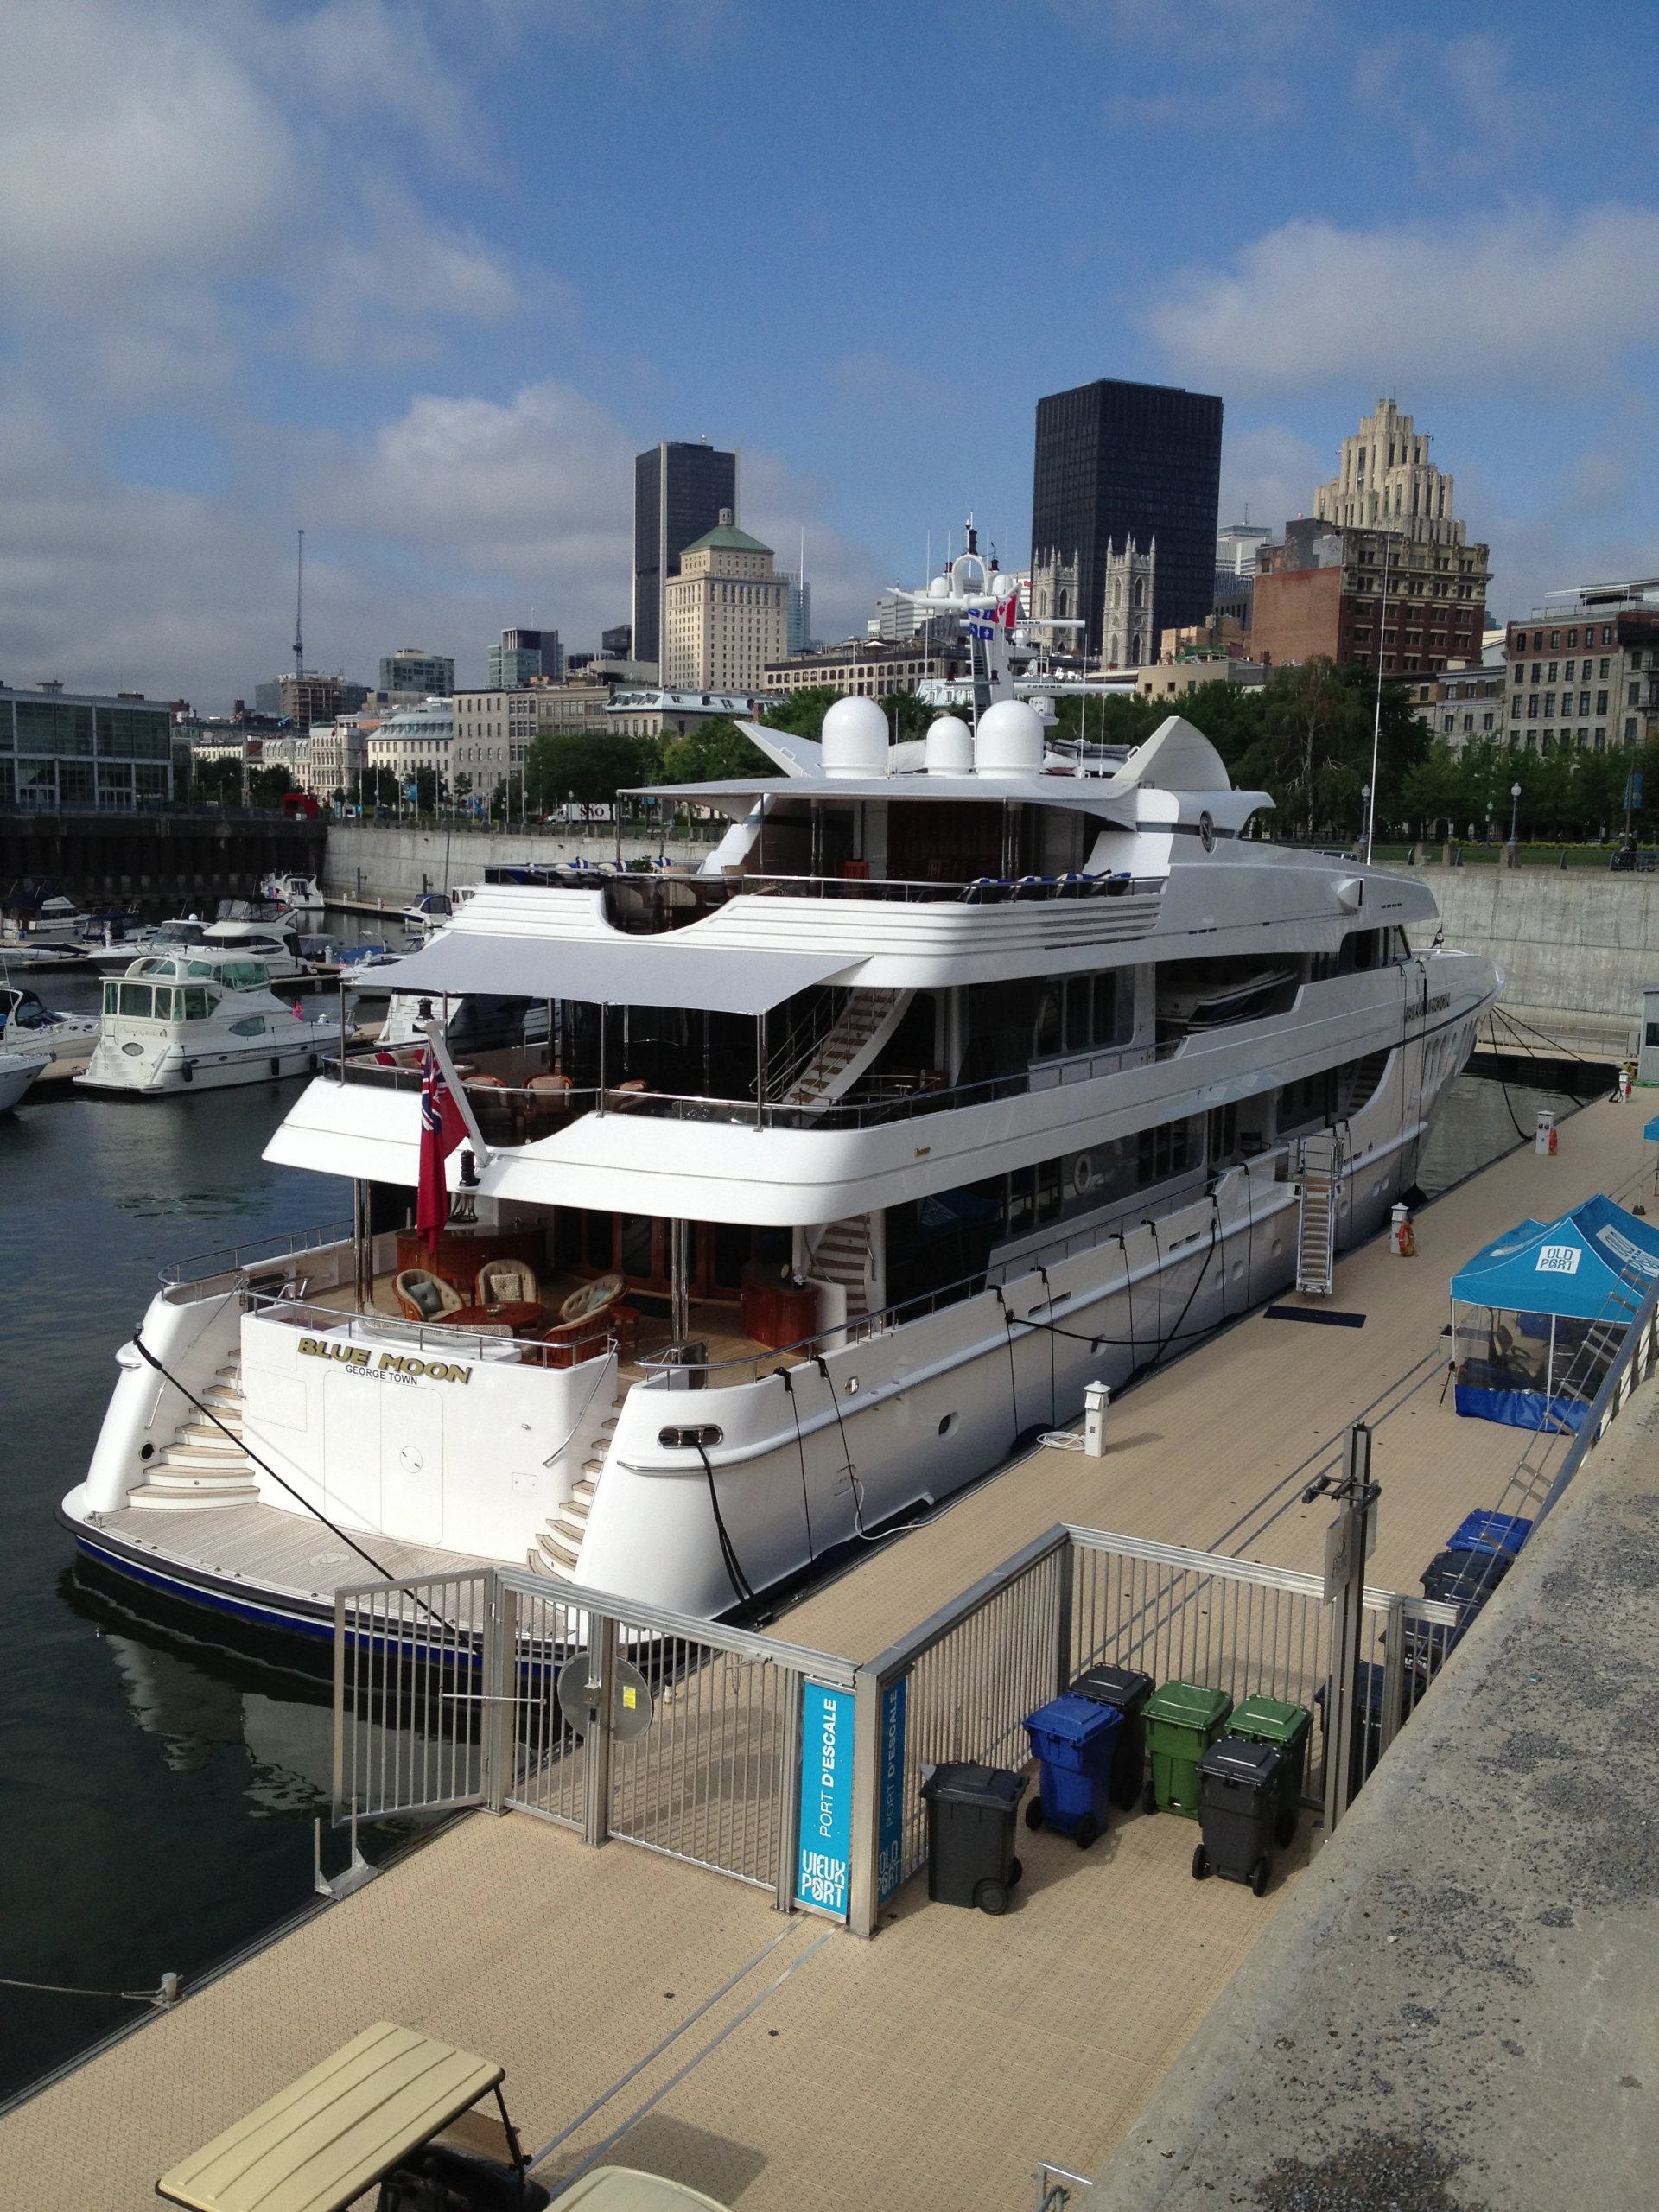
1450 1194 1659 1321
364 934 859 1014
156 2022 503 2212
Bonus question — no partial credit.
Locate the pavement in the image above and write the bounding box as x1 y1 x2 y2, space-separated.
1087 1378 1659 2211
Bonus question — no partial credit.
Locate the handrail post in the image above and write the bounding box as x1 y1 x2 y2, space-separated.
331 1589 349 1824
1054 1533 1075 1698
774 1668 804 1914
1377 1594 1406 1751
581 1613 615 1847
481 1574 515 1813
847 1666 882 1938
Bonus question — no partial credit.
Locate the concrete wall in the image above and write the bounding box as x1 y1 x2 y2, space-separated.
321 822 718 908
1408 863 1658 1055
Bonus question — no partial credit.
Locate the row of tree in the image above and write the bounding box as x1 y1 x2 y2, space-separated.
188 664 1658 845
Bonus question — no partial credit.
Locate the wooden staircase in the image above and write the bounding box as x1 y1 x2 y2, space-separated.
128 1363 261 1509
529 1407 620 1581
1295 1132 1341 1298
810 1216 874 1321
779 990 902 1109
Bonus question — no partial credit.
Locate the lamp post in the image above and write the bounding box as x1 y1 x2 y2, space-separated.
1361 783 1371 856
1510 780 1522 848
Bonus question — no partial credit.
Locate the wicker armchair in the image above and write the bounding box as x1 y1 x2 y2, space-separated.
394 1269 464 1323
476 1258 538 1307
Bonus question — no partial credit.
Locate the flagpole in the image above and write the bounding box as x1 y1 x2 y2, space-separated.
419 1012 493 1165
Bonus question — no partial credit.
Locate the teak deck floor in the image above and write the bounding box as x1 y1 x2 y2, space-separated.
13 1092 1649 2212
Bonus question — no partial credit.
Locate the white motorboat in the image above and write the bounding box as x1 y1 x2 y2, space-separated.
402 892 453 935
262 871 326 915
0 983 101 1080
196 901 312 980
66 679 1499 1641
0 1050 44 1112
80 918 210 972
2 893 90 947
76 945 343 1095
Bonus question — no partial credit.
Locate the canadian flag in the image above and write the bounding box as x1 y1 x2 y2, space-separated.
416 1046 467 1249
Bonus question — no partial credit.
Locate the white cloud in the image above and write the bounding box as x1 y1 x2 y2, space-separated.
1218 425 1328 531
1147 204 1659 398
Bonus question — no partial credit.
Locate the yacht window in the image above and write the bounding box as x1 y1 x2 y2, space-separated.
1033 986 1062 1059
1338 929 1382 974
14 997 54 1028
584 1211 614 1269
118 982 153 1017
182 988 209 1020
103 982 118 1015
1064 977 1092 1054
153 988 176 1020
228 1014 267 1037
186 960 218 977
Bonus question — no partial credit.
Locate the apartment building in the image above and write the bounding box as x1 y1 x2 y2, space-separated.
1503 582 1659 752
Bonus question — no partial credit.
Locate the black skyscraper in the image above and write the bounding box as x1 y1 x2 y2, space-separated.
632 441 739 667
1030 378 1223 658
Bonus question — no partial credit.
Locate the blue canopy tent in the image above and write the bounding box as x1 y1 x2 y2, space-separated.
1450 1195 1659 1431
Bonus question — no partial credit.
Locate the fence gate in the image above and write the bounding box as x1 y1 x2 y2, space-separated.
332 1571 498 1822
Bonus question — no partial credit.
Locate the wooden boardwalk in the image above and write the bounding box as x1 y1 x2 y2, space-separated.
8 1091 1650 2212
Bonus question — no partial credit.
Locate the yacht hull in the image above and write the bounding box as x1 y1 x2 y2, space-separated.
60 1005 1480 1633
77 1033 334 1095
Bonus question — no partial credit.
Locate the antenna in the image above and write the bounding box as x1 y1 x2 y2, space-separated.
293 529 305 676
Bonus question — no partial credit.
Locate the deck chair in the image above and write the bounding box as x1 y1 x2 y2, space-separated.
477 1257 538 1306
395 1269 464 1323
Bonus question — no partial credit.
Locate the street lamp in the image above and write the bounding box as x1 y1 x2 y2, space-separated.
1361 783 1371 855
1510 780 1522 847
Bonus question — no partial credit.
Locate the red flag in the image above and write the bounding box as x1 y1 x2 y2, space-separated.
416 1046 466 1249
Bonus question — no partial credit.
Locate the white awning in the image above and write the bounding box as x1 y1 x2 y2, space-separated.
363 935 860 1014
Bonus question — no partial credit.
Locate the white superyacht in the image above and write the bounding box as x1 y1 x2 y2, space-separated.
64 693 1498 1639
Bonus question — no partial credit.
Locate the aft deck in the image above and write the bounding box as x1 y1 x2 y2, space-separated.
15 1093 1650 2210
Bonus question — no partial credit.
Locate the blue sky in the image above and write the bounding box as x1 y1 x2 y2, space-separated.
3 0 1656 708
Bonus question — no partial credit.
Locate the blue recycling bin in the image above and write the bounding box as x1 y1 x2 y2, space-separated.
1446 1510 1532 1557
1022 1694 1122 1849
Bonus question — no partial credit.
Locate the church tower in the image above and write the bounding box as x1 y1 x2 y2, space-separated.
1100 537 1156 668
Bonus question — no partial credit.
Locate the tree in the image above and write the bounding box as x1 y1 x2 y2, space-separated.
524 730 664 810
659 716 772 783
757 687 839 741
193 754 243 805
361 765 401 811
247 763 293 808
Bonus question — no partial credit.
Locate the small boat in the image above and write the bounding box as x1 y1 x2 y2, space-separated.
0 983 101 1080
2 891 90 946
262 869 326 915
77 945 344 1095
197 900 311 980
0 1051 44 1112
402 890 453 934
80 917 210 971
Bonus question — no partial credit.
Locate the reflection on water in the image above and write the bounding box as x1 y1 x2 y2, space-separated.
1416 1070 1598 1200
0 1048 1602 2106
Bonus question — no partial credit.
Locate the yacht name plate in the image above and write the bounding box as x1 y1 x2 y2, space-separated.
296 1335 473 1385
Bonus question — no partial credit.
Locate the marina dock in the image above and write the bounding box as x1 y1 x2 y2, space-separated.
5 1089 1649 2210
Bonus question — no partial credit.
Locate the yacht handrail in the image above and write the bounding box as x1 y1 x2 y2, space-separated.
158 1221 353 1291
244 1288 622 1371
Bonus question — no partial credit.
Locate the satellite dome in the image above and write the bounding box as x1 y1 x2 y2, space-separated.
974 699 1046 778
820 695 889 779
928 575 954 601
924 715 974 774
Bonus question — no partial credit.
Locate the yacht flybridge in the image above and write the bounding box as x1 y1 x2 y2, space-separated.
64 700 1499 1637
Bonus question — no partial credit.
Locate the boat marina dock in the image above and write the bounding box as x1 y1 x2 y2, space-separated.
5 1090 1650 2210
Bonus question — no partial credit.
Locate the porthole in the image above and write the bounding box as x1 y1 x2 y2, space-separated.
1071 1154 1096 1195
844 1377 860 1395
938 1412 958 1438
1230 1260 1244 1282
1270 1236 1283 1258
658 1424 724 1449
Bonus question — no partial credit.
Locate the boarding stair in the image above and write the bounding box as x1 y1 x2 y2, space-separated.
810 1215 874 1321
777 989 904 1110
1294 1131 1342 1298
529 1408 620 1580
127 1362 261 1510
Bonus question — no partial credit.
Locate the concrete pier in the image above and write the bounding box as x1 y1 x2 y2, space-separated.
321 822 717 910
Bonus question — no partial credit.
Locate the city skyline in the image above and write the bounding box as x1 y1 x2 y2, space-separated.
0 1 1655 709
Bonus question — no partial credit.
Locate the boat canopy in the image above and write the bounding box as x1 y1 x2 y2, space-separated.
365 935 861 1015
1449 1194 1659 1432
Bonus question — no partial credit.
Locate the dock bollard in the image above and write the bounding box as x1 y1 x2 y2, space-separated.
1084 1381 1110 1458
1535 1109 1558 1156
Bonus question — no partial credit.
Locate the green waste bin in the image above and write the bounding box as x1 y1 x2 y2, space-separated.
1229 1695 1312 1847
1142 1681 1233 1818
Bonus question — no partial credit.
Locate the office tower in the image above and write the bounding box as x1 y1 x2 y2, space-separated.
377 647 454 696
786 574 812 656
1029 378 1223 661
663 512 787 690
488 628 561 689
632 441 738 668
601 623 632 659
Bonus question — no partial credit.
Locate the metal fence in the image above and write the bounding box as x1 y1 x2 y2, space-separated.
333 1564 854 1906
846 1524 1458 1935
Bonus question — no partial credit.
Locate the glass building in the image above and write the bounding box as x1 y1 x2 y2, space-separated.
1030 378 1224 658
632 441 737 668
488 628 562 689
0 686 175 810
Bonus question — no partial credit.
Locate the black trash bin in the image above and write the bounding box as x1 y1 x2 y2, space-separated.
1406 1546 1516 1674
1192 1736 1285 1897
1070 1663 1154 1811
1314 1661 1412 1798
920 1762 1027 1915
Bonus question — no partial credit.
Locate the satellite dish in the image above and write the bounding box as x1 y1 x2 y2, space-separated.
556 1648 655 1742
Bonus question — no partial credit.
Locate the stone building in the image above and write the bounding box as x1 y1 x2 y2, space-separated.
1099 537 1156 669
1503 582 1659 753
1315 398 1462 549
663 512 789 690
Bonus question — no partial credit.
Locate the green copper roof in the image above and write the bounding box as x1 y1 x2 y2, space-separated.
683 521 771 555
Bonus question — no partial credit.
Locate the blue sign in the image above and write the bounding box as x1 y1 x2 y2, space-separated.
875 1676 908 1904
795 1681 853 1918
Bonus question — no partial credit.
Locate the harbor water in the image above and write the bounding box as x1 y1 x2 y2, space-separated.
0 973 1601 2104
